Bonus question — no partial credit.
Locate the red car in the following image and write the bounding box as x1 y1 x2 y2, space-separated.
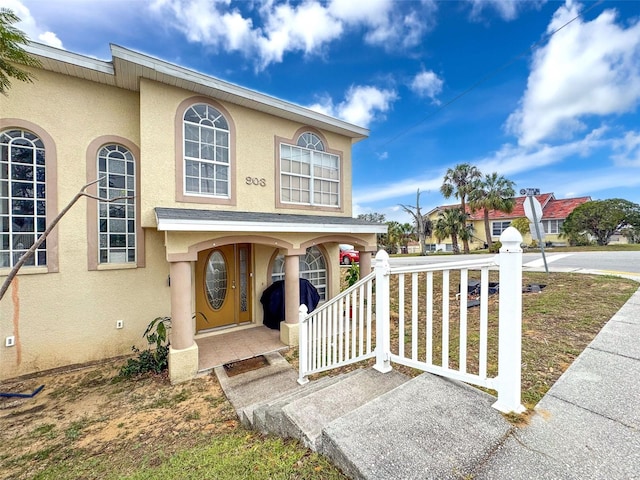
339 245 359 265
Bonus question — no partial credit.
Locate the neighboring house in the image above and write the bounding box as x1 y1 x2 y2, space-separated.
426 193 591 250
0 43 384 382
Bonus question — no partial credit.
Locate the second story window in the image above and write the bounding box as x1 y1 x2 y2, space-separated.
1 129 47 268
183 104 230 198
97 144 136 264
280 132 340 208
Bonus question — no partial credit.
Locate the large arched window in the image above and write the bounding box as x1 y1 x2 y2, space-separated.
280 131 340 208
183 103 230 197
271 246 327 300
0 129 46 268
97 144 136 264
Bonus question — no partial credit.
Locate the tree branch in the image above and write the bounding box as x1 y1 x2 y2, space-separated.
0 178 135 301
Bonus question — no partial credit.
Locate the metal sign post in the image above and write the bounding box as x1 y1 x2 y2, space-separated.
521 188 549 274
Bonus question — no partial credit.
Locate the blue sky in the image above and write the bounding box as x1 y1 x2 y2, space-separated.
3 0 640 222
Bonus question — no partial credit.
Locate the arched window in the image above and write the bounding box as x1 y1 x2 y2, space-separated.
296 132 324 151
271 246 327 300
183 104 230 197
97 144 136 264
0 129 46 268
280 131 339 207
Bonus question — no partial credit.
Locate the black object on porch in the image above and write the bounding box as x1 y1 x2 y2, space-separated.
260 279 320 330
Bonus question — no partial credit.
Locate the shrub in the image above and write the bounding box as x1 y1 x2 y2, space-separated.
488 241 502 253
118 316 171 378
345 263 360 289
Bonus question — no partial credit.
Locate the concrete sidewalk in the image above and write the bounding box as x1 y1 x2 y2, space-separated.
476 285 640 479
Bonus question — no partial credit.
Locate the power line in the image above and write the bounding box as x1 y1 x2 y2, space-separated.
379 0 605 148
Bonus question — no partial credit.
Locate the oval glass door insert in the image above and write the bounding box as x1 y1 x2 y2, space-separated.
205 250 227 310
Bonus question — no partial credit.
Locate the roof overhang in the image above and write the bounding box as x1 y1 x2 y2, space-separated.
24 42 369 142
155 208 387 234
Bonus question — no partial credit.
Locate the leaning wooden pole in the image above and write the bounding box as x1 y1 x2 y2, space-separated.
0 178 133 301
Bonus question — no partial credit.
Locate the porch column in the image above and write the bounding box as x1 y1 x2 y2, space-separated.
359 250 372 276
168 261 198 384
280 253 301 346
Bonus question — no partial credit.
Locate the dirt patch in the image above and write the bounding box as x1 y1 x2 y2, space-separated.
0 359 238 480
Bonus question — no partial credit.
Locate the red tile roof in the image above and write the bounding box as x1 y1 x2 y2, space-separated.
434 193 591 221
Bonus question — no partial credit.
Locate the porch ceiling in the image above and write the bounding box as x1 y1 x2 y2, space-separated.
155 208 387 234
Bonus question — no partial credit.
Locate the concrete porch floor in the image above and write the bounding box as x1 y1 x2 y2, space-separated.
195 326 288 373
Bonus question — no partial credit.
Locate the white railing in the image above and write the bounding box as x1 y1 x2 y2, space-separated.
298 227 526 414
298 270 376 384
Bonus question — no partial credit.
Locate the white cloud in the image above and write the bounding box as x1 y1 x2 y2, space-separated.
507 1 640 146
308 85 397 127
410 69 443 103
149 0 256 51
256 1 343 68
1 0 64 48
149 0 436 70
612 131 640 167
466 0 545 21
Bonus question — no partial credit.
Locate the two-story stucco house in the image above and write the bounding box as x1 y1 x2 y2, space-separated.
0 43 384 383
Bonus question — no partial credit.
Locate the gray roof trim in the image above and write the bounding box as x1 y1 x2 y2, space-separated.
21 42 369 140
25 42 115 75
109 45 368 140
155 208 387 234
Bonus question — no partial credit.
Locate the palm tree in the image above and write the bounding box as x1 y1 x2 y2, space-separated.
385 220 403 253
433 208 467 254
468 172 516 249
440 164 481 253
0 8 41 94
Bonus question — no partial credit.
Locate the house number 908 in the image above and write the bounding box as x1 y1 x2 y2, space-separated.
246 177 266 187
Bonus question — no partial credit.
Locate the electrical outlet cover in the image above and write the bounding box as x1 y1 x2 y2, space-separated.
5 336 15 347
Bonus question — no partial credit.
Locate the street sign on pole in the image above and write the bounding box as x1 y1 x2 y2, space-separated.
521 188 549 274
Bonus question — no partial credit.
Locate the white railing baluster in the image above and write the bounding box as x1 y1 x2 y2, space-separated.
345 293 351 361
332 301 338 364
412 272 418 361
298 305 309 385
351 290 357 360
460 268 468 374
398 273 405 358
479 267 489 379
366 279 372 354
442 270 450 369
358 284 364 356
426 271 433 365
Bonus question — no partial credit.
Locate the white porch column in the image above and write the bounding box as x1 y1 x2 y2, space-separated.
359 250 372 276
168 261 198 384
280 253 301 346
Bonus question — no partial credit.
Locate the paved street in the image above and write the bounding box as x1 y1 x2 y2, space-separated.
388 250 640 279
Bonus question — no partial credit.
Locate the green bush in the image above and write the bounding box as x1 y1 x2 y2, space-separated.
345 263 360 288
488 241 502 253
118 316 171 378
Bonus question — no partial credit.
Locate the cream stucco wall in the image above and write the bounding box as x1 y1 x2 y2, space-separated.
138 79 354 227
0 70 174 380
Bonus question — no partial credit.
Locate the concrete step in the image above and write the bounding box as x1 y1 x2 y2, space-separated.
214 351 300 425
280 368 410 451
259 369 363 435
321 372 514 480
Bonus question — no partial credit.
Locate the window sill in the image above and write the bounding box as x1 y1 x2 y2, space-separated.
96 263 138 271
0 266 49 277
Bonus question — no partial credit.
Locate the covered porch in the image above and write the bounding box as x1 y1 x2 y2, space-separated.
154 208 386 384
195 325 286 373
